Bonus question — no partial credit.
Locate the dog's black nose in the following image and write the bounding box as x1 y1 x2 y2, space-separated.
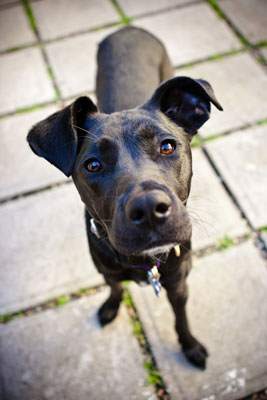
126 190 171 226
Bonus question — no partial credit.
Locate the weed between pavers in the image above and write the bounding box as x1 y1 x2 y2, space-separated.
207 0 250 48
110 0 132 25
207 0 225 19
17 104 46 114
216 235 235 251
193 233 251 260
257 119 267 126
22 0 38 34
123 287 170 400
257 41 267 48
0 286 101 324
191 133 221 147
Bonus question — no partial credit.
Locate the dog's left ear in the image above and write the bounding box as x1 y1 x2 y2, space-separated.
143 76 223 135
27 96 97 177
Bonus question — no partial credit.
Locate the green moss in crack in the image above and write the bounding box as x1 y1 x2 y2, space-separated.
216 235 234 251
22 0 38 33
110 0 132 25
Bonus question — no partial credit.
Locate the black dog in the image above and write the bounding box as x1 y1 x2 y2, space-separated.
27 27 222 369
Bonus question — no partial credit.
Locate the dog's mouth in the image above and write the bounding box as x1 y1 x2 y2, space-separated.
104 181 192 257
139 242 177 257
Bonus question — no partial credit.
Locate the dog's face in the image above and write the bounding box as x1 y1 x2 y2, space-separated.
73 108 193 256
27 77 222 257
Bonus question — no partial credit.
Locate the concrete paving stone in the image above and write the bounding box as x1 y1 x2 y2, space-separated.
32 0 120 41
0 105 68 200
176 53 267 138
0 4 36 52
260 46 267 61
130 241 267 400
63 92 97 107
188 148 247 250
219 0 267 45
0 0 19 6
262 232 267 249
45 27 117 99
0 184 104 314
205 125 267 229
0 47 55 115
0 291 156 400
133 3 241 67
118 0 193 18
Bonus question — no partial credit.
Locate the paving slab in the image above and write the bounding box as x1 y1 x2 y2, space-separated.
262 232 267 249
32 0 120 41
0 184 103 314
0 4 36 52
176 53 267 137
219 0 267 45
0 291 156 400
0 47 55 115
45 27 117 99
188 148 247 250
118 0 193 18
133 3 241 67
130 241 267 400
206 125 267 229
63 92 97 107
261 46 267 62
0 105 68 200
0 0 19 6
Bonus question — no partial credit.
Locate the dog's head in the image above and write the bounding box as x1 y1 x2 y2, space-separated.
27 77 222 257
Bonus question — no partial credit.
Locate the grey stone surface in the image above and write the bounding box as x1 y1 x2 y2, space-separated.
45 27 116 99
0 291 156 400
0 4 36 51
219 0 267 45
188 148 247 250
130 241 267 400
0 0 19 6
0 47 55 115
0 105 67 200
32 0 120 41
176 53 267 137
205 125 267 229
0 184 103 314
262 232 267 248
261 46 267 61
118 0 193 17
133 3 241 66
63 92 97 107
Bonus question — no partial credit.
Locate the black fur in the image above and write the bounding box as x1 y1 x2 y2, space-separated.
27 27 222 370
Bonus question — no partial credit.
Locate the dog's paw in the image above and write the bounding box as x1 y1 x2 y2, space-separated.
97 303 119 327
183 342 208 370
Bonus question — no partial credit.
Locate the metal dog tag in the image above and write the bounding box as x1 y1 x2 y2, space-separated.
90 218 100 239
147 266 161 297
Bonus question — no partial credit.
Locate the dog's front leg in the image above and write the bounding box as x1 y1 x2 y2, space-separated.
164 279 208 369
98 279 124 327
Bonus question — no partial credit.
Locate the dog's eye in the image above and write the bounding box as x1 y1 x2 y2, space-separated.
160 140 176 155
85 158 102 172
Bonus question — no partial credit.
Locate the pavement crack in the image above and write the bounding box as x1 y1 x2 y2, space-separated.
123 287 171 400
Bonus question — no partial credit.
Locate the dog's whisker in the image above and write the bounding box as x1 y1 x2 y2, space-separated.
73 125 99 140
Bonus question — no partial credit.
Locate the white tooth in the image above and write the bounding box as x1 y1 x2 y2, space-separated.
174 245 180 257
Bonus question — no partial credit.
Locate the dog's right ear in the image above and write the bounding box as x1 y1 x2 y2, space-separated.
27 96 98 177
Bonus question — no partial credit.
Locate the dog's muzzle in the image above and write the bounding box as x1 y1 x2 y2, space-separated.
108 180 192 256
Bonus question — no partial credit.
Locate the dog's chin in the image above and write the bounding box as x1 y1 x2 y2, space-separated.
140 243 177 257
112 239 179 259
